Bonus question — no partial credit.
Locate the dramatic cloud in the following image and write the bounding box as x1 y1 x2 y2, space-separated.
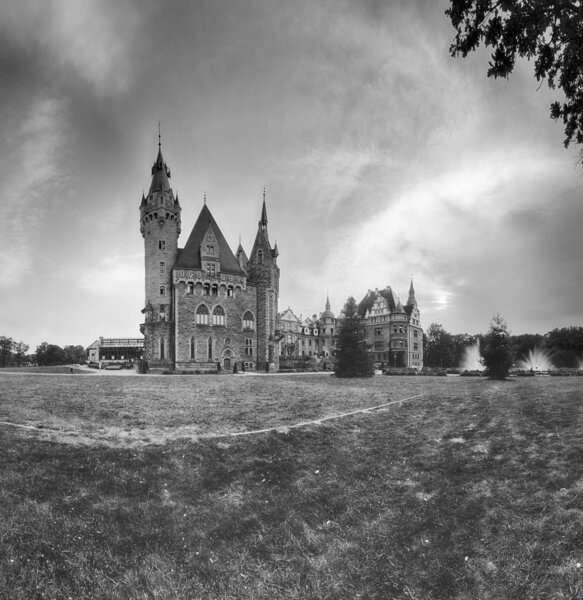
1 0 582 349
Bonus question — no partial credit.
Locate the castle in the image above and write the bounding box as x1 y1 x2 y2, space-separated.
140 141 280 372
139 140 423 371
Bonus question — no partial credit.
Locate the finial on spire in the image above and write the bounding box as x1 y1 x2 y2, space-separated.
204 191 207 205
158 122 161 148
263 186 266 202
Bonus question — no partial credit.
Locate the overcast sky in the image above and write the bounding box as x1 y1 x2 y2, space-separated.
1 0 582 350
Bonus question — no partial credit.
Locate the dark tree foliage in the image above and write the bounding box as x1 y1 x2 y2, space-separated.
481 314 514 379
64 344 87 364
424 323 477 368
0 336 15 367
544 326 583 367
334 296 374 378
447 0 583 157
36 342 67 366
13 341 29 367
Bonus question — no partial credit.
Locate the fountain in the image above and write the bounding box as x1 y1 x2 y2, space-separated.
516 347 554 372
461 342 484 371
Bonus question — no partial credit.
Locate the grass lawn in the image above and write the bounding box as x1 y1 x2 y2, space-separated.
0 373 582 599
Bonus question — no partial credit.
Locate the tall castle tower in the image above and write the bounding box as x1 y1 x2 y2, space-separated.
139 138 181 368
246 192 280 370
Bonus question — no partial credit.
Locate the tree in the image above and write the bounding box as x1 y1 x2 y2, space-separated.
481 314 514 379
13 341 29 367
544 326 583 367
35 342 66 366
447 1 583 158
64 345 86 364
424 323 455 368
334 296 374 378
0 336 15 367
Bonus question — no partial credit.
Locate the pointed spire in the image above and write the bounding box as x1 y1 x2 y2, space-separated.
325 292 331 312
260 187 268 228
149 127 171 194
407 275 416 306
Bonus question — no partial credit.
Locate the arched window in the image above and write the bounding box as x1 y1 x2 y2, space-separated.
190 336 195 359
257 249 263 264
227 286 234 297
196 304 209 325
211 283 218 296
187 282 194 294
203 283 210 296
212 305 225 326
243 311 255 330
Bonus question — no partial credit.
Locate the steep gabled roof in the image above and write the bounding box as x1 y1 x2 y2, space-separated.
279 307 300 323
357 287 397 317
174 204 245 275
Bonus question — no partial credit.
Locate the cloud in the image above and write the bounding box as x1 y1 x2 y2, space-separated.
1 0 139 96
0 95 65 286
79 254 143 296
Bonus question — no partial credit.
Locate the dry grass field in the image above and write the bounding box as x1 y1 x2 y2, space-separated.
0 371 582 599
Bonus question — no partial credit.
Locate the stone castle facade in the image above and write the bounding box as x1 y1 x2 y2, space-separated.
139 141 422 371
140 142 280 371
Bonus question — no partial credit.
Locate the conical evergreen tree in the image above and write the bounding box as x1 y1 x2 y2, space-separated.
481 314 513 380
334 296 375 378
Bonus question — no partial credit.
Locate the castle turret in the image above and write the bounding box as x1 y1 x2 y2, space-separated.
139 136 181 368
247 190 280 370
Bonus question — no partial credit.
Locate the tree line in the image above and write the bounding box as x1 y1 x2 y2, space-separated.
424 323 583 370
0 337 86 368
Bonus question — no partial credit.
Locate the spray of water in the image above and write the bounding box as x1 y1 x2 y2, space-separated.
516 347 554 371
461 342 484 371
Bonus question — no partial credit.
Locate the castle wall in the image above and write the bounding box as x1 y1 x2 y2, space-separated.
174 278 258 370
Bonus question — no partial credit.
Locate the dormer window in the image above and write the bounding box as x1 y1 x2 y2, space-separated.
206 244 214 255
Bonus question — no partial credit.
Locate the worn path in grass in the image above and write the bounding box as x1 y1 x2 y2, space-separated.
0 371 430 447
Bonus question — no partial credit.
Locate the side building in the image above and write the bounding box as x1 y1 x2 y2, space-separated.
357 281 423 369
277 295 337 364
139 141 280 372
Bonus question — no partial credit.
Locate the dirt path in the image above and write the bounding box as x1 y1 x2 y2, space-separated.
0 393 425 448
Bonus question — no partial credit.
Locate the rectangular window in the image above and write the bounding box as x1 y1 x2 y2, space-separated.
159 240 165 250
244 338 254 356
414 343 419 351
375 327 382 336
187 283 194 294
160 262 165 273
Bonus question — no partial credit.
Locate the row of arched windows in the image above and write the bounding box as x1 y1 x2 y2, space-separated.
194 305 255 329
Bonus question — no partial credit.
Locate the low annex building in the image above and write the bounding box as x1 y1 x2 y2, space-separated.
139 141 280 372
87 338 144 364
